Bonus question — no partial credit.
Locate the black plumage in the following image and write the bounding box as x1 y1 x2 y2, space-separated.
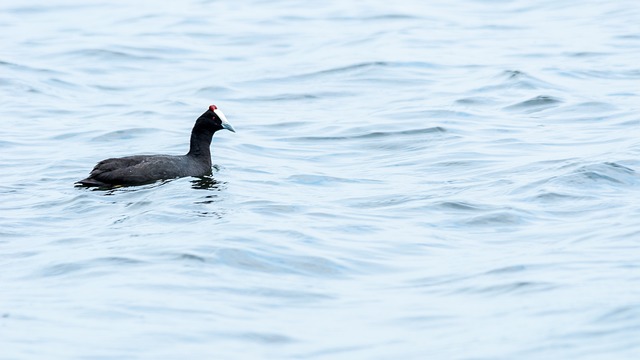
77 105 235 187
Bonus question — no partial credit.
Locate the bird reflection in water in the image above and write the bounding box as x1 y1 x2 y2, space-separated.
191 176 226 218
190 175 224 191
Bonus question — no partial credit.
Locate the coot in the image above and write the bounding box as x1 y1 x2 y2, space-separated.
77 105 235 187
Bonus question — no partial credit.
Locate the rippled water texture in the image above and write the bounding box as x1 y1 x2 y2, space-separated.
2 0 640 358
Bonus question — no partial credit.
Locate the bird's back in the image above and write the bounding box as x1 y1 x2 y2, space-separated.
78 154 210 187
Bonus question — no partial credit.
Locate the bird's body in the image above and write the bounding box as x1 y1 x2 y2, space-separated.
77 154 211 187
77 105 234 187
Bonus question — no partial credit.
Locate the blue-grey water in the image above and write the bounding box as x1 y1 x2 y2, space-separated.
2 0 640 359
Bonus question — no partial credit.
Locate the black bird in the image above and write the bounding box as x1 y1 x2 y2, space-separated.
77 105 235 187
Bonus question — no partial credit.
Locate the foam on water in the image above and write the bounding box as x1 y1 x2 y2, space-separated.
2 0 640 358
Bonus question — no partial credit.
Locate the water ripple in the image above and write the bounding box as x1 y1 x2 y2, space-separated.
2 0 640 358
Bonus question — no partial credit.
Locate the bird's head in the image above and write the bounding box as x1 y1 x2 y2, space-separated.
201 104 235 133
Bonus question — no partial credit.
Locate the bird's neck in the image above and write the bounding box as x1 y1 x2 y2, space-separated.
187 123 215 159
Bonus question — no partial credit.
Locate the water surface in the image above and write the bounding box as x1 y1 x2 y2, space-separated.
2 0 640 358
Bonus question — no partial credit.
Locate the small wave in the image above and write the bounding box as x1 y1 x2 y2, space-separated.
503 70 528 80
242 93 331 102
473 70 559 93
40 257 145 277
287 174 380 185
575 163 637 184
296 61 393 79
455 96 499 106
195 85 234 97
332 13 421 21
595 305 640 323
7 3 102 14
219 331 295 344
120 110 161 117
364 14 421 20
312 61 390 75
344 194 427 209
558 69 640 80
484 265 528 275
0 59 61 75
549 101 618 116
456 281 557 295
91 128 163 141
526 162 638 199
0 139 22 148
263 121 309 129
288 126 445 142
463 210 528 226
563 162 638 187
61 49 161 62
434 201 488 211
177 253 207 262
214 247 349 278
532 192 590 203
564 51 610 58
503 69 547 86
255 61 438 83
504 95 563 112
